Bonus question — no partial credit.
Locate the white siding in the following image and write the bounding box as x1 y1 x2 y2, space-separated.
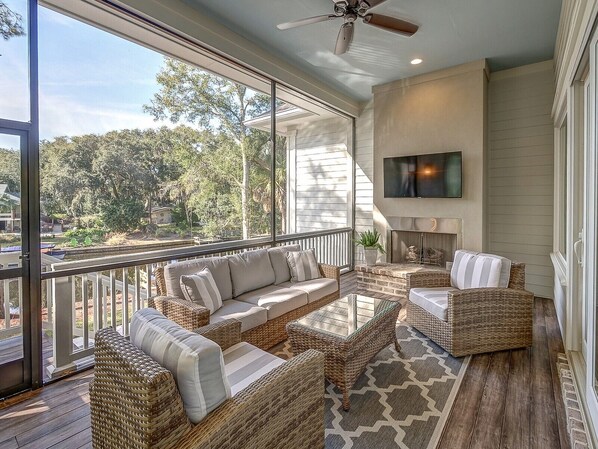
354 101 374 264
289 117 350 233
488 62 555 298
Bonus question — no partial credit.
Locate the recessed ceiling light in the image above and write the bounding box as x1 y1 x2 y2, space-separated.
411 58 423 65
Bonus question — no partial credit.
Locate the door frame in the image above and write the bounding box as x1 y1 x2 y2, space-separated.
0 0 41 397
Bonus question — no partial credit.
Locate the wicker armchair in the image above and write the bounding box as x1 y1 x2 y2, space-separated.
150 263 340 350
405 262 533 357
90 319 325 449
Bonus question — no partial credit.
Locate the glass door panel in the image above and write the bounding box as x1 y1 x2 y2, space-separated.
0 130 29 396
0 0 30 122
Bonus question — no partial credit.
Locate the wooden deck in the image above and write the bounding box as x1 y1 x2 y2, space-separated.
0 272 570 449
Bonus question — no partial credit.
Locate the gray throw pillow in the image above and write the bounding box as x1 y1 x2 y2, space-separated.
286 249 321 283
180 267 223 313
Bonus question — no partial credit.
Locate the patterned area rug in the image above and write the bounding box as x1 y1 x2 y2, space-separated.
271 322 469 449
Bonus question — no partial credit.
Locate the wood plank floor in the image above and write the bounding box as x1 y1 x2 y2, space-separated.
0 272 570 449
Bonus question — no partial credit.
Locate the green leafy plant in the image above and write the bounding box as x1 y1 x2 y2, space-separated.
354 229 386 253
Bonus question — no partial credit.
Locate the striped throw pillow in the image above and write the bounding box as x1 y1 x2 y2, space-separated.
180 267 223 313
450 250 503 290
130 308 231 424
286 249 321 282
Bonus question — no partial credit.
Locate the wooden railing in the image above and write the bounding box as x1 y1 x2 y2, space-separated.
42 227 353 378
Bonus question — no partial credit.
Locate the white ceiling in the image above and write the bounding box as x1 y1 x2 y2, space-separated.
183 0 562 101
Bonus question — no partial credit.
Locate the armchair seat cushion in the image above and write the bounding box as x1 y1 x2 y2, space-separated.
223 342 285 395
280 277 338 303
235 285 308 320
409 287 457 321
210 299 268 332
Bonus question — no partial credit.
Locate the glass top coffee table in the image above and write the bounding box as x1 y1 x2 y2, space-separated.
286 294 401 411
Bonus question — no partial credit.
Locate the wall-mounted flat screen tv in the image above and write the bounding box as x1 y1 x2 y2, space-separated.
384 151 462 198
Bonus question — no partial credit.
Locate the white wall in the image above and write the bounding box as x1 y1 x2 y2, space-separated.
488 61 555 299
354 101 374 264
288 117 350 233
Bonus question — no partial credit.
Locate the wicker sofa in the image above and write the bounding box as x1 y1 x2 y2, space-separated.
150 246 340 350
90 318 325 449
405 252 534 357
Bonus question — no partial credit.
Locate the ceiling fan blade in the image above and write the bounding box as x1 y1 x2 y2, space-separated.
363 13 419 36
359 0 387 8
334 22 354 55
277 14 338 30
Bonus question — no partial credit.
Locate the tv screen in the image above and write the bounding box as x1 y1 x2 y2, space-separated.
383 151 462 198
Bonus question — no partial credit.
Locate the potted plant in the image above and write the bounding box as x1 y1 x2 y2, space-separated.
355 229 386 266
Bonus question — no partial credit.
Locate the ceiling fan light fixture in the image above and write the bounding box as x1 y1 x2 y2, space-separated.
411 58 423 65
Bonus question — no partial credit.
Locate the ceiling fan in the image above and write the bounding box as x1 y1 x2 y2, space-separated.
276 0 419 55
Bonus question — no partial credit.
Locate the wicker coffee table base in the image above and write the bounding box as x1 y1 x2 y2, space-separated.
287 303 401 411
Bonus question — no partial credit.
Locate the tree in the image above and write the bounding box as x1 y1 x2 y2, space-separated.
39 126 199 233
144 58 271 239
0 2 25 41
0 148 20 193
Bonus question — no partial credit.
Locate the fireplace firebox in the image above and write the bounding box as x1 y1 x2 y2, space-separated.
388 217 461 267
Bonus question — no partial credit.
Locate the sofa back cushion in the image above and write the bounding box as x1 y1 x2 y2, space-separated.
268 244 301 284
450 250 503 290
228 249 276 297
180 267 223 313
164 257 233 300
287 249 321 283
130 308 231 424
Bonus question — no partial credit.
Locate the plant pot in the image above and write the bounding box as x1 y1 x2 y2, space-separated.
364 248 378 266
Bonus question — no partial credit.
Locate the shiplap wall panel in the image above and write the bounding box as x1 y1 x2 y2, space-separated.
291 117 350 233
488 63 555 298
354 102 374 264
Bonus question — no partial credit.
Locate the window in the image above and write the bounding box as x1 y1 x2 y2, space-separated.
558 121 567 258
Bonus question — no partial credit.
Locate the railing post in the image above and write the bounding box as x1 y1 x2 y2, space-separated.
48 276 76 378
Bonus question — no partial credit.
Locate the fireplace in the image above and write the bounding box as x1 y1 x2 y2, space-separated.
389 217 461 267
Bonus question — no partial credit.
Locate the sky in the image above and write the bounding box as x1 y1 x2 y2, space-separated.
0 1 176 148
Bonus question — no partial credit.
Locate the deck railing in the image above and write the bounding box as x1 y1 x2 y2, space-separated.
41 227 353 378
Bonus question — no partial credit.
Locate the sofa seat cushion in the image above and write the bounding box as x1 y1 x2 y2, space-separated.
210 300 268 333
222 342 285 395
280 278 338 303
227 249 276 297
130 308 231 424
235 285 308 320
409 287 457 322
164 256 233 300
268 244 301 284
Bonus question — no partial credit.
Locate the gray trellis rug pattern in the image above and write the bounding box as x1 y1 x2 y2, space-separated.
271 322 469 449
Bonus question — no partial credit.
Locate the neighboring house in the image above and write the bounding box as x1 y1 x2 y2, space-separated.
150 206 173 225
245 104 352 235
0 184 21 232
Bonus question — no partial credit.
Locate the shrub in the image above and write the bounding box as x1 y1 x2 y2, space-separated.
64 227 106 242
100 198 145 233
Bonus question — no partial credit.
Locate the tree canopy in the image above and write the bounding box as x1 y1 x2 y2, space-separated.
0 2 25 41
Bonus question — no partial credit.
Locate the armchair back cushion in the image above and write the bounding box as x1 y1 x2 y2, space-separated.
450 250 503 290
164 256 233 300
228 249 276 297
268 244 301 284
130 308 231 424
